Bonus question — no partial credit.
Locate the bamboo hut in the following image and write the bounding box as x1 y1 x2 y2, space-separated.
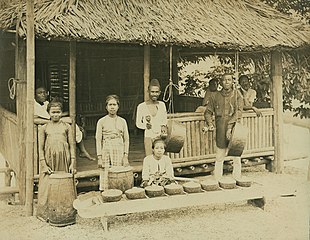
0 0 309 213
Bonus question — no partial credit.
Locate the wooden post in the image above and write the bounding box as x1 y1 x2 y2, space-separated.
16 39 27 204
69 41 77 169
143 45 150 101
25 0 35 216
271 51 284 173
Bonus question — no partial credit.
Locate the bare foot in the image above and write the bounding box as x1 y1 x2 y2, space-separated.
79 152 96 161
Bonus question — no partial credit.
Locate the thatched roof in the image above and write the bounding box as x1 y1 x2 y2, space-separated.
0 0 309 50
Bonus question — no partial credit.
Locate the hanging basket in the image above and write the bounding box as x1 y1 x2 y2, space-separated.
164 119 186 153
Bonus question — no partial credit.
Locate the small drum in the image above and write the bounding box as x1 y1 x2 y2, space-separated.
108 166 133 193
47 172 77 227
227 122 249 157
165 120 186 153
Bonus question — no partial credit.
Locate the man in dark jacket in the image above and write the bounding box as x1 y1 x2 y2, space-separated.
204 73 244 180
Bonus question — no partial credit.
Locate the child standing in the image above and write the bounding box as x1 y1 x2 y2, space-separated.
37 101 76 221
136 79 167 156
95 95 130 191
141 138 174 187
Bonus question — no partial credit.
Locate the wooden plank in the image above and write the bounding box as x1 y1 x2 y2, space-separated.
186 122 191 157
25 0 35 216
33 125 38 175
0 187 19 195
271 51 284 173
16 39 27 205
69 41 77 170
190 121 196 157
195 121 200 155
200 121 205 156
143 45 150 102
76 186 265 219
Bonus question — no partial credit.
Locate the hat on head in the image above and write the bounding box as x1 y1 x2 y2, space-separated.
149 78 160 88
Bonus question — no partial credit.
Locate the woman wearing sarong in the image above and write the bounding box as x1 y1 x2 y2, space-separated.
95 95 130 191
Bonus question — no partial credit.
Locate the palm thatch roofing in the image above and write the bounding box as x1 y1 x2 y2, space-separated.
0 0 309 50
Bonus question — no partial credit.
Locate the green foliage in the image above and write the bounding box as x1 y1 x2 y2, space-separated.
263 0 310 24
282 52 310 118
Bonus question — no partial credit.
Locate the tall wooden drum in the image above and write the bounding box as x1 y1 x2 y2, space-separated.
47 172 77 227
108 166 133 193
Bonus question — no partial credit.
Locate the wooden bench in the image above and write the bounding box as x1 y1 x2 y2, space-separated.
74 185 266 231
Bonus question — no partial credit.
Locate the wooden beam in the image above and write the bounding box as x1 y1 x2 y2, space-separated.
271 51 284 173
69 41 77 169
0 187 19 195
143 45 150 101
15 38 27 205
76 186 265 219
25 0 35 216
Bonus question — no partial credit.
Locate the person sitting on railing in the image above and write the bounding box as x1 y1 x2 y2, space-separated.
204 73 244 181
141 138 174 187
34 86 96 161
195 78 219 113
238 75 262 117
136 79 168 156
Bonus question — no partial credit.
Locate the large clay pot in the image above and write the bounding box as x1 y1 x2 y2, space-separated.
47 172 77 227
108 166 133 192
227 122 249 157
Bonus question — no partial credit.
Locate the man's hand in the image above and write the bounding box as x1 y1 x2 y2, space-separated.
146 122 152 130
253 107 262 117
98 155 103 168
203 124 215 132
226 128 232 141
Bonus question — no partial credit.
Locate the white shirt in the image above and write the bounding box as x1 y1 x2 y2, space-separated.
142 155 174 181
136 101 167 138
34 101 50 119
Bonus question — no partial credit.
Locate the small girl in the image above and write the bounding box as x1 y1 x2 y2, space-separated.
141 138 174 187
95 95 130 191
37 100 76 221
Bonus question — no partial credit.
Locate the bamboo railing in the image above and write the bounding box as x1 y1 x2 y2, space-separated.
167 109 274 165
0 106 19 176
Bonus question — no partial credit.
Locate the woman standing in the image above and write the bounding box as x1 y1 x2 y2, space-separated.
95 95 130 191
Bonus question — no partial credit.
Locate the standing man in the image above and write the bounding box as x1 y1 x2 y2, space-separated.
136 79 167 156
204 73 244 180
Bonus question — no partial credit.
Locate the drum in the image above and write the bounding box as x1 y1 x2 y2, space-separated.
47 172 77 227
227 122 249 157
165 120 186 153
108 166 133 192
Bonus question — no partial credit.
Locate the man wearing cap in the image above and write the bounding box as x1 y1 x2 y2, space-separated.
136 79 168 156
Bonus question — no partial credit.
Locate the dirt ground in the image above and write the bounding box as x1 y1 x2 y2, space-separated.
0 124 309 240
